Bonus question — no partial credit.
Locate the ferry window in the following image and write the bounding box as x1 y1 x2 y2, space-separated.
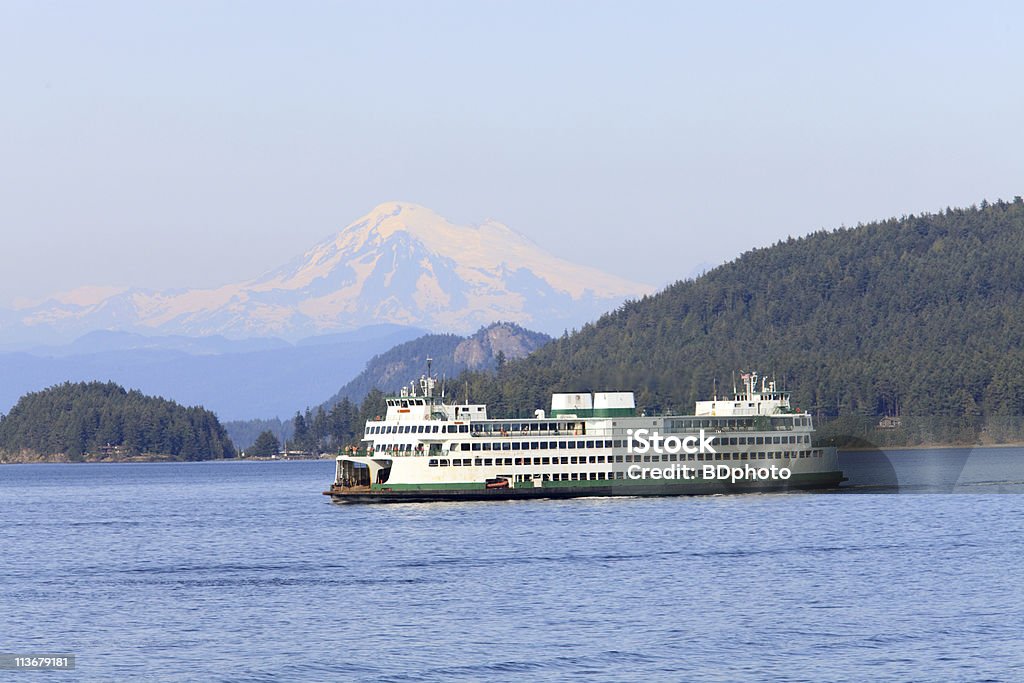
755 436 764 445
596 456 605 463
567 441 576 449
542 457 550 465
482 443 491 451
531 442 539 449
515 458 523 466
459 426 468 433
571 456 579 464
586 440 595 448
503 458 513 466
471 443 481 451
614 439 624 448
540 442 550 450
439 460 449 467
511 441 520 450
460 443 470 451
576 441 585 448
501 442 511 451
474 458 482 466
484 458 493 466
428 459 438 467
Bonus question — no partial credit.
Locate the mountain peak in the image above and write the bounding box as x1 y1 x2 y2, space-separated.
13 203 655 339
356 201 473 243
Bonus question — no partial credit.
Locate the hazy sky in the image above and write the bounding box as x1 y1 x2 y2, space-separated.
1 0 1022 308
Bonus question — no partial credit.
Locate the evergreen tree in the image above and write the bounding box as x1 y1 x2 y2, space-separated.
249 430 281 457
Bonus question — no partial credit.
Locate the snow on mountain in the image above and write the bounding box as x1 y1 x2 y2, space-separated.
10 202 654 339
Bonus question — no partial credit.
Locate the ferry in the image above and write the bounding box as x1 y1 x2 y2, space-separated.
324 368 845 503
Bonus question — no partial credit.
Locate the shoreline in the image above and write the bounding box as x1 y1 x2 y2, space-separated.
3 444 1023 464
838 441 1024 452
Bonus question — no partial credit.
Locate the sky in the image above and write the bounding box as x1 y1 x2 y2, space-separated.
1 0 1022 308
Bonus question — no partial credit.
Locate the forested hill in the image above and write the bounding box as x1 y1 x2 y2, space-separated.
460 198 1024 432
0 382 236 462
319 322 550 409
223 322 549 451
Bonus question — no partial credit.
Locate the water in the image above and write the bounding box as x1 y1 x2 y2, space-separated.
2 449 1023 682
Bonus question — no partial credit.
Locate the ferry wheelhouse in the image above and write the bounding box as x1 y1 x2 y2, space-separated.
324 370 844 503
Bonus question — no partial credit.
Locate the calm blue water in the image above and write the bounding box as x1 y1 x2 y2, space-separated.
2 449 1023 682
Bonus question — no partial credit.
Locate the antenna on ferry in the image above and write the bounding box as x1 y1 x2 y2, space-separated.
732 371 737 397
713 377 718 401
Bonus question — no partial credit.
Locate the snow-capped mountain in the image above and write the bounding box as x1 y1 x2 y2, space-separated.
10 202 654 339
